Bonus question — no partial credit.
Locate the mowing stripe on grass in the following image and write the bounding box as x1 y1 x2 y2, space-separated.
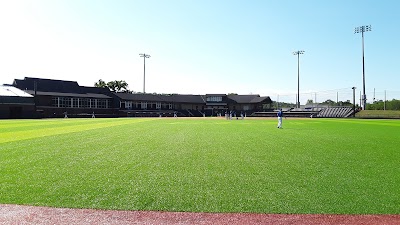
0 118 155 144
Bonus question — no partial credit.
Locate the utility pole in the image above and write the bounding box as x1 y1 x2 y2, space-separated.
277 95 279 109
373 88 376 102
384 90 386 110
139 53 151 93
314 92 317 108
337 92 339 105
354 25 372 110
352 87 356 117
293 50 305 108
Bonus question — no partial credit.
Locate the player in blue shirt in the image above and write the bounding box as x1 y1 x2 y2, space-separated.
277 109 283 128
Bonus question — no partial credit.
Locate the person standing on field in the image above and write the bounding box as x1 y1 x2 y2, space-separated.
277 109 283 128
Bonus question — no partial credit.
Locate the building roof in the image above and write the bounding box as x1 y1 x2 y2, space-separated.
114 93 167 102
115 93 272 104
250 96 272 103
0 85 33 97
24 90 112 99
227 95 258 103
205 94 226 97
10 77 272 105
226 95 272 104
13 77 83 93
169 95 205 103
12 77 112 98
81 86 113 94
114 93 206 104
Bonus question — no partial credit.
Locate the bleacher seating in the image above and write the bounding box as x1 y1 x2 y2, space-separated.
316 107 353 118
185 109 204 117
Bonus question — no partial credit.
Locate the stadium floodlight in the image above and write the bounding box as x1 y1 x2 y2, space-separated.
293 50 305 108
354 25 371 110
139 53 151 93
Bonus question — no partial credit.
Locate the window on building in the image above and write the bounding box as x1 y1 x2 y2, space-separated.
206 96 222 102
156 102 161 109
59 97 72 108
97 99 108 108
73 98 79 108
126 101 132 109
52 97 58 107
81 99 89 108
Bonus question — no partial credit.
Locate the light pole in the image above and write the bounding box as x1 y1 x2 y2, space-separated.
354 25 371 110
293 50 305 108
139 53 151 93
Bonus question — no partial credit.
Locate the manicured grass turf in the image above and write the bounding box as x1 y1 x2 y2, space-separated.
1 118 399 214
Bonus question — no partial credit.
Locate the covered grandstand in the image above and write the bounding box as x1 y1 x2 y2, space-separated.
252 106 354 118
316 106 354 118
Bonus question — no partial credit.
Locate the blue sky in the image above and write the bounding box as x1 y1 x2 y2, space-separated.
0 0 399 104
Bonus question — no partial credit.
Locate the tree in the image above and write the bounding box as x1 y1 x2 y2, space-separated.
338 100 353 107
385 99 400 110
321 99 335 106
106 81 117 92
272 101 296 109
94 79 107 88
366 99 400 110
115 80 129 92
367 100 384 110
97 80 130 92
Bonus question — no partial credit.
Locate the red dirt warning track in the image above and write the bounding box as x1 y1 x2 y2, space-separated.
1 204 400 225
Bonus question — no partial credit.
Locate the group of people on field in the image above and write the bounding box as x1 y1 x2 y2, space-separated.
63 109 284 128
225 111 245 120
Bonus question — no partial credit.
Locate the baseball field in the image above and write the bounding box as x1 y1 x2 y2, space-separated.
1 117 399 214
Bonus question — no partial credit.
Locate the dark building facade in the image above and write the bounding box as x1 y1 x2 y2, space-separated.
0 85 35 119
8 77 272 118
12 77 118 118
115 93 272 117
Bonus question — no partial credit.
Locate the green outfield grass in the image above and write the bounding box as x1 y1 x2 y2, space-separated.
1 118 399 214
